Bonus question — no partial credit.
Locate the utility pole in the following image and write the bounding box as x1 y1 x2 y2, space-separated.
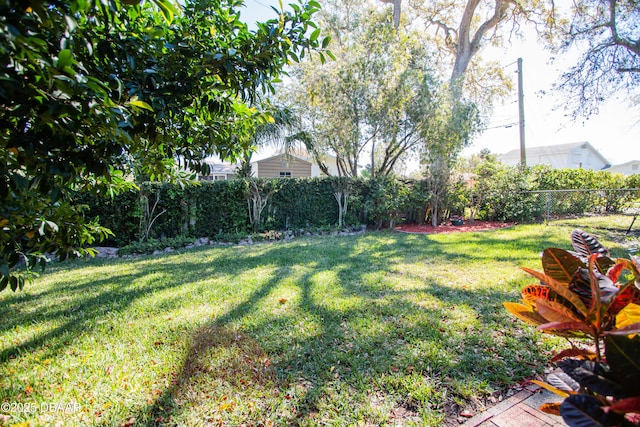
517 57 526 167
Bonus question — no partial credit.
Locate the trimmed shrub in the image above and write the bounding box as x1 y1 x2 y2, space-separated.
76 189 141 246
472 162 540 222
78 169 640 247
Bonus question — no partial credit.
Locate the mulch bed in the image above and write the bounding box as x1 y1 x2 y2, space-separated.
395 221 514 234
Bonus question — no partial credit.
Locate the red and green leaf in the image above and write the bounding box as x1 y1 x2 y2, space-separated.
607 261 627 283
588 254 602 317
521 284 552 305
609 284 640 317
535 299 584 324
571 229 609 258
570 229 615 274
539 402 562 416
546 372 580 393
609 397 640 414
605 323 640 336
550 347 597 363
521 285 580 317
530 379 570 398
542 248 585 284
521 267 588 316
537 321 594 337
569 267 619 309
613 302 640 330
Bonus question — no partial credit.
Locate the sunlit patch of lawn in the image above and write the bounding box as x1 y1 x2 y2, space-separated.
0 218 628 426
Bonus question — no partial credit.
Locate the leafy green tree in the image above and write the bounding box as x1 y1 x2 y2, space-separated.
420 97 481 225
235 103 303 178
288 3 443 178
0 0 329 290
287 0 482 226
455 148 496 174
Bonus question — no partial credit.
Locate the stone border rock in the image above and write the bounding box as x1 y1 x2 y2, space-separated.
91 225 368 259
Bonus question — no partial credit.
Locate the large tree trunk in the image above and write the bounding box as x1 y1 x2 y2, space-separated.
381 0 402 29
247 181 273 232
392 0 401 28
449 0 512 100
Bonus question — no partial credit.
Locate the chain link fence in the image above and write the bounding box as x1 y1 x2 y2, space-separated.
527 189 640 223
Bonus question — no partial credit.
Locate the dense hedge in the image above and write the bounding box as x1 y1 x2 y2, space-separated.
80 168 640 247
473 164 640 222
76 190 140 247
265 178 340 229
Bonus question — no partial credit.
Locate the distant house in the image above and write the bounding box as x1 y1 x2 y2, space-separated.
196 151 343 180
251 153 312 178
499 141 610 170
310 153 341 177
606 160 640 176
198 161 237 181
269 148 341 177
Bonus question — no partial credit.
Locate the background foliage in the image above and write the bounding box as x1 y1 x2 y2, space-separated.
0 0 330 285
473 163 640 222
76 168 640 248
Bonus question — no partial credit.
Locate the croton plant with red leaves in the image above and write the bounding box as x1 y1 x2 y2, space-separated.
505 229 640 426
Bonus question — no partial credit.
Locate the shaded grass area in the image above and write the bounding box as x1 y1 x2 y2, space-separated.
0 218 629 426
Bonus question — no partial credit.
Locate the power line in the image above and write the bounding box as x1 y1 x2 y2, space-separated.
485 122 518 130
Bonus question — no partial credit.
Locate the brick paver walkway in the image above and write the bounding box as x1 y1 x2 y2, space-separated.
461 384 567 427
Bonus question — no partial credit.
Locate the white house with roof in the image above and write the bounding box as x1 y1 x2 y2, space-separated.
606 160 640 176
197 150 342 180
498 141 610 170
251 153 312 178
198 160 238 181
250 151 342 178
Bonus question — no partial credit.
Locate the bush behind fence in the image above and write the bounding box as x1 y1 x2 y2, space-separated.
528 189 640 222
471 163 640 223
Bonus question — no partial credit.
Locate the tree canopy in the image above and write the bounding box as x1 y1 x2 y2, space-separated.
548 0 640 118
403 0 554 106
0 0 329 290
284 1 481 227
288 3 456 178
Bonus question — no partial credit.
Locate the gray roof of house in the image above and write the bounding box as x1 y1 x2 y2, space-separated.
609 160 640 168
253 153 312 165
500 141 610 165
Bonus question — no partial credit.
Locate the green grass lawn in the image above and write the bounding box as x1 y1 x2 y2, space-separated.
0 216 633 426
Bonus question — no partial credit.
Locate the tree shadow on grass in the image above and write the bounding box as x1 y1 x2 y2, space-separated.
0 270 156 363
139 266 291 426
268 272 543 424
134 240 550 426
0 231 562 425
143 323 279 426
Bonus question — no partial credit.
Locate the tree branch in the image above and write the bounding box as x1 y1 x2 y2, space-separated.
609 0 640 56
429 19 458 51
469 0 512 55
